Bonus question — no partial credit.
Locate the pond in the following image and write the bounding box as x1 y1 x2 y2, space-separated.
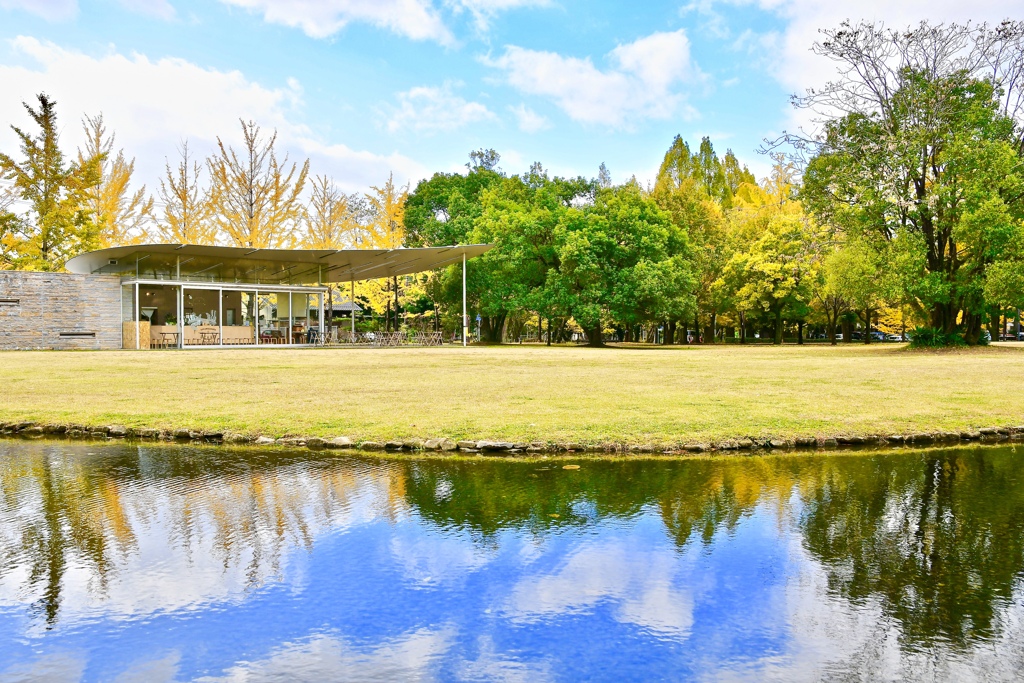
1 440 1024 681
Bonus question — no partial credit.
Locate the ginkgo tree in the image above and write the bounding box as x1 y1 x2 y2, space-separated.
155 140 216 245
718 162 819 345
207 119 309 249
77 114 154 247
360 173 409 332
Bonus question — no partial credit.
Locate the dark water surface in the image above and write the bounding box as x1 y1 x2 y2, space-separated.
2 441 1024 682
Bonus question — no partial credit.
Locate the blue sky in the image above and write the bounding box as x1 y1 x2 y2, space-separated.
0 0 1018 196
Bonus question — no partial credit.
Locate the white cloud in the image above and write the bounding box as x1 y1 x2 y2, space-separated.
0 0 76 20
509 103 550 132
505 540 695 637
218 0 454 44
0 37 426 198
197 629 455 682
484 30 702 128
385 82 497 134
447 0 551 32
0 0 175 20
119 0 176 20
701 0 1024 137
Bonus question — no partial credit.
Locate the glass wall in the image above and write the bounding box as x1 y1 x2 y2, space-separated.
140 284 181 349
120 283 325 348
257 293 287 344
220 290 255 345
183 288 219 346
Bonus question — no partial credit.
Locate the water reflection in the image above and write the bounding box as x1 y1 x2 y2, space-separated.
1 441 1023 681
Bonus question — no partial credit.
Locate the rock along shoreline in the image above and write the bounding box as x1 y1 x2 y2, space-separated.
2 421 1024 455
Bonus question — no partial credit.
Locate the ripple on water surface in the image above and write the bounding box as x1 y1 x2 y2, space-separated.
1 440 1024 681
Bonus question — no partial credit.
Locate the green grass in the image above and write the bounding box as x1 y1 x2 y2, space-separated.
2 343 1024 444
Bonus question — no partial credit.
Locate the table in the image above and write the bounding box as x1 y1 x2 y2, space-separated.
158 331 179 349
199 330 219 345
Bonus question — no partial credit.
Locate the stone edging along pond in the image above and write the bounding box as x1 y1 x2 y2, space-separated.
2 420 1024 455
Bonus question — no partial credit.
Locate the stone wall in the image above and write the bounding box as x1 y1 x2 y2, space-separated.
0 271 122 350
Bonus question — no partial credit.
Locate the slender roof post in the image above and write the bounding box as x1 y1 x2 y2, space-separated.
462 250 467 348
351 277 355 339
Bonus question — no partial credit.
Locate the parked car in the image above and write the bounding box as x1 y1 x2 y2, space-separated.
870 330 886 341
885 333 903 342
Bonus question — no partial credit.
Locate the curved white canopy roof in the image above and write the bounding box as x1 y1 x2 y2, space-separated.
65 244 492 285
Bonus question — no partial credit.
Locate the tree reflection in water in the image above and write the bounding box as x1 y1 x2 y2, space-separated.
0 442 408 627
797 451 1024 650
1 440 1023 657
399 449 1024 651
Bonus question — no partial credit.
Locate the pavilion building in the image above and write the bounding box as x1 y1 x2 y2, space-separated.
0 243 490 350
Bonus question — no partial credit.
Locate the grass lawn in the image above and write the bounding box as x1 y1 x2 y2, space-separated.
2 343 1024 445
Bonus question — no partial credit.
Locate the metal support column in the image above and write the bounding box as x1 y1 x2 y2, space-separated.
462 251 467 347
218 288 223 346
351 278 355 339
255 289 260 346
178 285 183 349
134 282 140 350
319 291 325 341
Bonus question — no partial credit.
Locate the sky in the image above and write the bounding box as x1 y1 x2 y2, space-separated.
0 0 1020 198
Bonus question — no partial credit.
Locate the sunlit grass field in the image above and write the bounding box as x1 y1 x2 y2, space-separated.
2 343 1024 444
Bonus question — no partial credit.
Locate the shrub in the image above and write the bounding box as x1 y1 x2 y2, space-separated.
908 326 968 348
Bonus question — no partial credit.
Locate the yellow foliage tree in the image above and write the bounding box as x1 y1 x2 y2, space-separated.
207 119 309 248
301 174 365 325
361 173 409 331
78 114 154 247
154 140 216 244
299 175 360 249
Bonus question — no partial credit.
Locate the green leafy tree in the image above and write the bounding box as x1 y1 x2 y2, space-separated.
547 182 694 347
406 156 591 342
795 21 1024 344
824 239 885 343
0 94 101 271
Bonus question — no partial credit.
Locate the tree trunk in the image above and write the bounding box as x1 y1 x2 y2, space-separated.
664 320 675 345
587 324 604 347
963 312 982 345
864 307 871 344
709 312 717 345
774 308 783 345
385 299 391 333
797 321 804 345
479 314 506 343
739 311 746 344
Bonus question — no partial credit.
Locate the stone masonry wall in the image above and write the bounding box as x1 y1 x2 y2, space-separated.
0 271 122 350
